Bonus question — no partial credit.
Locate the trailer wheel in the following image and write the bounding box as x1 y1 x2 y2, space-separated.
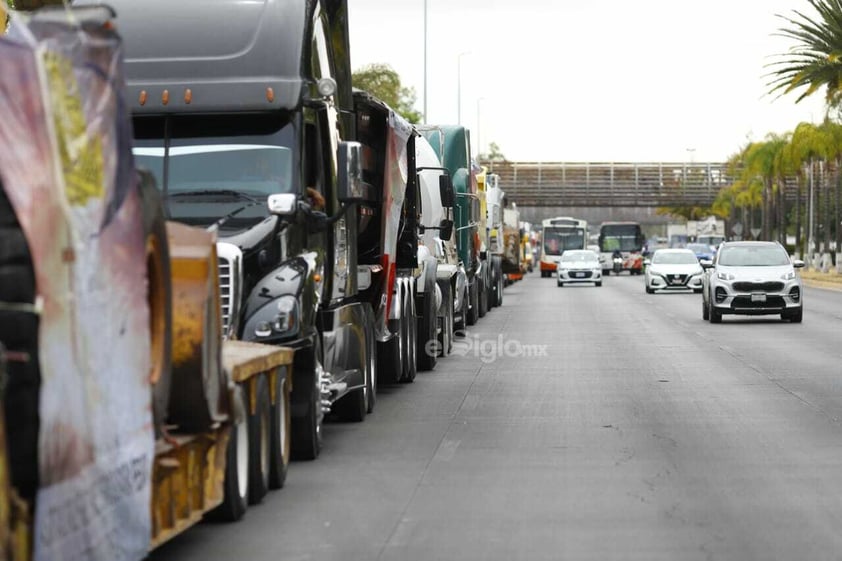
401 288 417 383
268 369 291 490
247 375 271 504
210 387 249 522
416 288 437 371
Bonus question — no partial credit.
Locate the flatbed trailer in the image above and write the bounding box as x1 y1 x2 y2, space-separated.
0 6 295 559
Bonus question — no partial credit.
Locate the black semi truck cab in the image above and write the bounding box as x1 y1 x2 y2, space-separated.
109 0 377 459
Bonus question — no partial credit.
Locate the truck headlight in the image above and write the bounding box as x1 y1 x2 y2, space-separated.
248 295 299 340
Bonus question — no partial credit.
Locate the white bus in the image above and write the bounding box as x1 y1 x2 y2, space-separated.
539 217 588 277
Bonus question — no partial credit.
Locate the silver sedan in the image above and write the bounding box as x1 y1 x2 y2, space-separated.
644 248 704 294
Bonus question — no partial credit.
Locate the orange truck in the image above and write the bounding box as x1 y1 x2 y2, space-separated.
0 6 293 560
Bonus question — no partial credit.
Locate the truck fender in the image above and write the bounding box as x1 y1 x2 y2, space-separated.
241 255 317 340
417 255 438 296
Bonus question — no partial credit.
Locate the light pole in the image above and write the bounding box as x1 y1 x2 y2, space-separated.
476 97 486 158
456 51 470 124
423 0 427 122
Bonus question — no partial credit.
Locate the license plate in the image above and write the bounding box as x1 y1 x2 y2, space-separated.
573 272 583 278
751 292 766 303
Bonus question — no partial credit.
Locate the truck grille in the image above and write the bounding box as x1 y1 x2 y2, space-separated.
216 243 243 340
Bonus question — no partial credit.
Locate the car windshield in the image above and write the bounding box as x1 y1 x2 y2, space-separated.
652 251 698 265
560 251 598 263
717 245 790 266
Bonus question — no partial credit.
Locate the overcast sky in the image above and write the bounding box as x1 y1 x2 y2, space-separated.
348 1 828 163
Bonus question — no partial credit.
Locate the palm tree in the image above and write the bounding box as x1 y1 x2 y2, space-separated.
767 0 842 116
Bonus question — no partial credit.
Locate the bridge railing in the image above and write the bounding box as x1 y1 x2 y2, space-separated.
480 161 739 207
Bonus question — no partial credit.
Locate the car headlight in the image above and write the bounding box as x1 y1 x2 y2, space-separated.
781 270 796 281
247 295 299 339
717 271 735 281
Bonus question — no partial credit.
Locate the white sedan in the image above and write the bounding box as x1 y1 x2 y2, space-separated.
644 248 704 294
557 250 602 287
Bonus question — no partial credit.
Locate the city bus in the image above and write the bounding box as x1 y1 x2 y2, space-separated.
598 221 646 275
539 217 588 277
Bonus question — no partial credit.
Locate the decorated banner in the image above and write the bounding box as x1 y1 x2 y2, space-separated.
374 110 413 336
0 11 153 561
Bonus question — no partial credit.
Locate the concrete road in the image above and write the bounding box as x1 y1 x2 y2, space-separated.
150 272 842 561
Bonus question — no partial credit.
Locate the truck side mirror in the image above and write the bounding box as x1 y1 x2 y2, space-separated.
439 174 454 208
439 219 454 240
267 193 297 216
337 141 374 203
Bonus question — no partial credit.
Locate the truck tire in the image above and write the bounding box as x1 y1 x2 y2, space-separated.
247 375 271 504
416 288 437 371
334 370 367 423
291 345 323 461
401 288 417 383
377 325 401 386
210 387 249 522
0 180 40 500
495 265 504 307
454 286 467 335
466 281 479 326
477 274 488 318
268 368 291 490
138 175 173 439
366 321 376 414
436 281 452 357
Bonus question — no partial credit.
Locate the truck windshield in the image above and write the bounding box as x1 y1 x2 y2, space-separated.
133 113 296 198
599 224 643 252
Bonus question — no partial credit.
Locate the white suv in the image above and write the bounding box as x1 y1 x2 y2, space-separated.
701 241 804 323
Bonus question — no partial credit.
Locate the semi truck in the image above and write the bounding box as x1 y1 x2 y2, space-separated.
352 90 443 379
474 165 491 318
418 126 479 331
109 0 382 461
0 6 295 560
485 172 505 307
416 135 459 359
502 205 524 284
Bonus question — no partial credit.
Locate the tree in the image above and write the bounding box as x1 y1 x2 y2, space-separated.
479 142 506 162
767 0 842 116
352 63 422 123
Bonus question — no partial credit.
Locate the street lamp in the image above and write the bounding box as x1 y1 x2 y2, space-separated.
457 51 470 124
423 0 427 122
